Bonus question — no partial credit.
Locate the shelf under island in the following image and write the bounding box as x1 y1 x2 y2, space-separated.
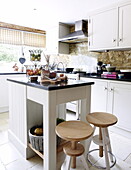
7 77 94 170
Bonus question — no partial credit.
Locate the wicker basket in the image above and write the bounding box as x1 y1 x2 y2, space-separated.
29 125 61 152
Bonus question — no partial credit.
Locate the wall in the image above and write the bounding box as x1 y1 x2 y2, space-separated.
98 51 131 70
49 39 131 72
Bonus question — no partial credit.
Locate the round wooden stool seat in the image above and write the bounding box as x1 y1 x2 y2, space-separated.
86 112 118 128
86 112 118 170
63 142 84 157
55 120 93 169
55 120 93 141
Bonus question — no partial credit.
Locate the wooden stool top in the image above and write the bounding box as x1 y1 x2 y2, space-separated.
55 120 93 141
86 112 118 128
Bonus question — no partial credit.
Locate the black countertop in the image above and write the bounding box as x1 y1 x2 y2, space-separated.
0 72 26 75
7 77 94 91
81 74 131 82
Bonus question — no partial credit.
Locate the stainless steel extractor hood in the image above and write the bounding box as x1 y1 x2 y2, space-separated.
59 20 88 43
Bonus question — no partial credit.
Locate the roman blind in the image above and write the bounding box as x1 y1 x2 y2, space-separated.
0 24 46 48
0 28 22 45
23 32 46 47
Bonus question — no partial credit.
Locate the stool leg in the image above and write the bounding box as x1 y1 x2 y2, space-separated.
105 128 114 163
99 127 103 157
81 155 90 170
101 128 110 170
71 141 77 168
61 155 71 170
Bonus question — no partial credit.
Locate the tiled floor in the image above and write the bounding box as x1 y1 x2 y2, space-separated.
0 111 131 170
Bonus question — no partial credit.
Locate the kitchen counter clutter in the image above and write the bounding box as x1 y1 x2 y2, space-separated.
7 77 94 170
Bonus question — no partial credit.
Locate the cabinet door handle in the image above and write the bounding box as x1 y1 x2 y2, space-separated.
119 38 122 42
104 87 107 90
109 88 113 92
113 39 116 42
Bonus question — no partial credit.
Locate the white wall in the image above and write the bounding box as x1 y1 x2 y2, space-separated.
0 0 125 30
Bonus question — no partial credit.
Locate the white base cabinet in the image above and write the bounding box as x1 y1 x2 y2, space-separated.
0 74 26 113
81 77 131 137
108 82 131 132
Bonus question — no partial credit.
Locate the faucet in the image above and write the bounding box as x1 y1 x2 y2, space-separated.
57 62 64 72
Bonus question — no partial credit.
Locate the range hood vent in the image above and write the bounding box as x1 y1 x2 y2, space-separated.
59 20 88 43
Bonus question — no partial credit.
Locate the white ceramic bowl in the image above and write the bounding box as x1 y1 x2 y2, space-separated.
106 66 116 72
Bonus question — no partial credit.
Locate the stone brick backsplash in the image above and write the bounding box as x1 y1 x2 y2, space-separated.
50 41 131 72
98 50 131 69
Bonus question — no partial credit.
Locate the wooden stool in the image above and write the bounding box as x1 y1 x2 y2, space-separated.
55 120 94 170
86 112 118 170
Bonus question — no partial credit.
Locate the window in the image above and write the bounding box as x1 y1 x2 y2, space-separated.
0 23 46 72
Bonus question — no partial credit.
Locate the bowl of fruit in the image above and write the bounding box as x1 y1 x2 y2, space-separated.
26 68 41 76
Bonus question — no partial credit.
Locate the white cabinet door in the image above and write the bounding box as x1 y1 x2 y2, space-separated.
81 77 108 112
46 24 69 54
90 79 108 112
46 26 58 54
0 76 9 109
81 77 131 133
0 74 26 112
108 82 131 132
88 8 117 51
119 3 131 48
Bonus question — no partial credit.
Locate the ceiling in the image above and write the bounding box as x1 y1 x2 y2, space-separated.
0 0 122 31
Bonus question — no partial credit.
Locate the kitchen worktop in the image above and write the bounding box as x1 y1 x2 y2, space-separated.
7 77 94 91
81 74 131 82
55 70 131 82
0 72 26 75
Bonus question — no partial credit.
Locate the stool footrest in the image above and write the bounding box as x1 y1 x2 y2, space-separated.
93 135 109 146
63 143 84 157
87 149 116 169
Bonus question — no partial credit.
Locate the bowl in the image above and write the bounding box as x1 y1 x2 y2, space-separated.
66 68 74 73
30 76 38 82
49 72 57 79
106 66 116 72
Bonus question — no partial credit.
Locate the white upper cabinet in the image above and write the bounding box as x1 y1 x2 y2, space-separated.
88 8 117 51
46 23 69 54
88 1 131 51
118 3 131 48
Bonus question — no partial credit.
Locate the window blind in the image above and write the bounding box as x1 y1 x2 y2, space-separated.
0 28 22 45
23 32 46 47
0 28 46 48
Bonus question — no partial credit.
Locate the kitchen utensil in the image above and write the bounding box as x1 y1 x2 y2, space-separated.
19 57 26 64
106 66 116 72
118 74 124 79
66 68 74 73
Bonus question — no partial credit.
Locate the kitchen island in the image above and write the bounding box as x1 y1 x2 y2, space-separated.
7 77 94 170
